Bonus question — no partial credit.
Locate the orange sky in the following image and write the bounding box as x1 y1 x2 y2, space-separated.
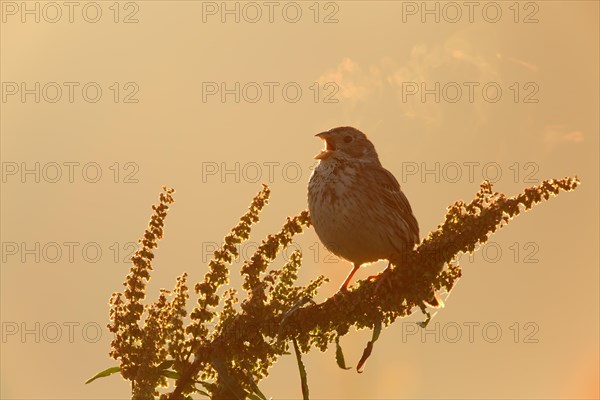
1 1 598 399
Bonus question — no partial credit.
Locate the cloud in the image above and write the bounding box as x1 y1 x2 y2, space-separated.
317 42 501 128
543 124 585 148
317 57 382 102
316 31 540 134
318 39 504 98
498 54 539 72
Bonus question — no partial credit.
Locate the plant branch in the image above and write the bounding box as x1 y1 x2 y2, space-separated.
165 177 579 398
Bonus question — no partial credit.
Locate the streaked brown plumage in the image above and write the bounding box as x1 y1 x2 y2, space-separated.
307 126 426 294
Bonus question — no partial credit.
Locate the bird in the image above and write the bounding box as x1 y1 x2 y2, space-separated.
307 126 438 305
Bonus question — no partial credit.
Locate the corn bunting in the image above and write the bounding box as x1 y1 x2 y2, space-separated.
308 126 436 303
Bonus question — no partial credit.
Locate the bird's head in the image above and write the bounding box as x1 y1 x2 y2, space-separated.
314 126 379 163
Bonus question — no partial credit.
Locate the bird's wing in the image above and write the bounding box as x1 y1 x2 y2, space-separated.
365 164 420 246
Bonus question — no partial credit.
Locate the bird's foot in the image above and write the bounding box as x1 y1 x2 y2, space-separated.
337 283 350 293
367 273 383 281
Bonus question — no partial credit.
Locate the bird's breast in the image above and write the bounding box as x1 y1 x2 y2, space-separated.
308 161 358 202
308 161 364 234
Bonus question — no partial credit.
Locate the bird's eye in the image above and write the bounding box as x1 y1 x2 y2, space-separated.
344 136 353 143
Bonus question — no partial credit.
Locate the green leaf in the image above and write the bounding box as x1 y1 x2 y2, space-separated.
160 370 180 380
356 341 373 374
192 384 211 398
372 319 382 342
248 394 266 400
292 338 309 400
194 380 214 391
193 389 210 397
417 303 432 328
158 359 174 370
247 378 269 400
278 297 316 339
356 320 382 373
334 336 351 370
84 366 121 384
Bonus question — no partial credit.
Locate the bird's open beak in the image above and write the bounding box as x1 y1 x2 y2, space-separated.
315 131 336 160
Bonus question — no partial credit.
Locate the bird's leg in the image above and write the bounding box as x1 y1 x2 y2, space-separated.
339 263 361 292
367 261 392 281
